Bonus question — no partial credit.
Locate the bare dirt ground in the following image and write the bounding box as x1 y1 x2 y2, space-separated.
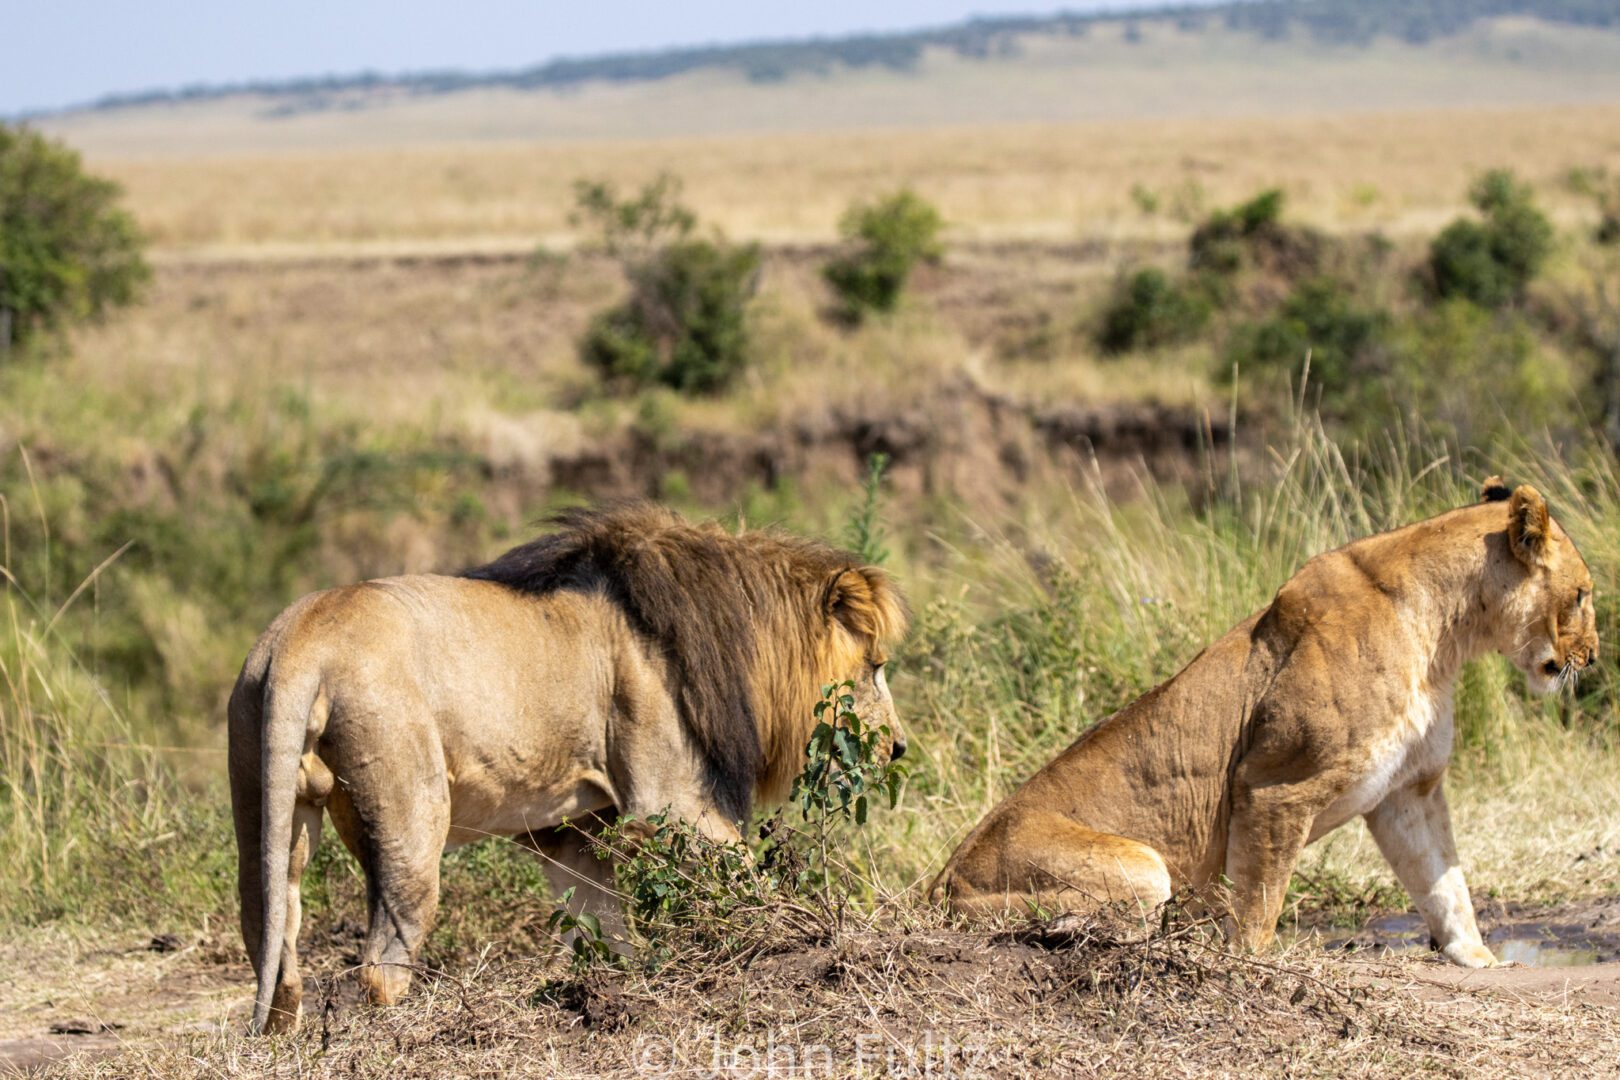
7 899 1620 1078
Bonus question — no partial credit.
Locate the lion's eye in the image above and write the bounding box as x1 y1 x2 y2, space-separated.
1577 588 1589 607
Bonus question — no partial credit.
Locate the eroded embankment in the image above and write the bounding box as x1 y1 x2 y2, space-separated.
470 378 1245 520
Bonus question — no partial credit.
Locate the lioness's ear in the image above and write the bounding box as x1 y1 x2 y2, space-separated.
1507 484 1551 567
1480 475 1511 503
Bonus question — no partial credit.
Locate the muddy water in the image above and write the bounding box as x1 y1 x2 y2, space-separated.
1328 912 1608 967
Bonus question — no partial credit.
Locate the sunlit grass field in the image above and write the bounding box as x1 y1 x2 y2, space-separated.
72 103 1620 254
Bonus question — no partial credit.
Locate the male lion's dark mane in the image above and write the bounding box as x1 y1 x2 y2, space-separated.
460 501 865 824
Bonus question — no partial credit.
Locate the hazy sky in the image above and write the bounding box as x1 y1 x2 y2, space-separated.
4 1 1172 115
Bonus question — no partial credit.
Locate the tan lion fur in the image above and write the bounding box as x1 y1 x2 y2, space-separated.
229 503 907 1034
930 481 1599 969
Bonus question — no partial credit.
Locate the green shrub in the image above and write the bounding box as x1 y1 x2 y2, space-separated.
822 189 944 321
1428 169 1553 307
0 123 148 351
581 239 762 394
1391 298 1577 444
1096 267 1211 354
1188 188 1287 275
544 681 908 969
574 175 761 395
1224 277 1390 403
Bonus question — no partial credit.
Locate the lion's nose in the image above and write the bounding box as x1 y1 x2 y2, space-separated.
890 735 907 761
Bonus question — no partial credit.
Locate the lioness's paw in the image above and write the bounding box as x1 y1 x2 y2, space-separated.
1440 941 1498 968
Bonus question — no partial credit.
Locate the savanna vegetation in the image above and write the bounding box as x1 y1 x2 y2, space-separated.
3 105 1620 1074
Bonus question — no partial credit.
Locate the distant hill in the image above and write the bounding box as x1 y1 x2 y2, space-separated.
42 0 1620 116
33 1 1620 158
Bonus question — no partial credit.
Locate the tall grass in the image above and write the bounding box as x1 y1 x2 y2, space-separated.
878 413 1620 898
1 412 1615 936
0 507 232 925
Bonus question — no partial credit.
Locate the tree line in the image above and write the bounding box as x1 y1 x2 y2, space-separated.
50 0 1620 118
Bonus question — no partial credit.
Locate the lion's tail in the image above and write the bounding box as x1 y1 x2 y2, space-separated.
244 663 329 1035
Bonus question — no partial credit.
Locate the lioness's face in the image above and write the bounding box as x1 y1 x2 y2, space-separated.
1502 508 1599 696
1514 549 1599 696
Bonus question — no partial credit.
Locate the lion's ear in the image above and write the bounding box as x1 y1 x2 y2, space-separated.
1507 484 1551 567
824 568 878 640
824 566 905 644
1480 475 1511 503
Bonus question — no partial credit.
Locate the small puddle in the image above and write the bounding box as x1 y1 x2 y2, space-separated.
1492 937 1599 967
1324 913 1604 967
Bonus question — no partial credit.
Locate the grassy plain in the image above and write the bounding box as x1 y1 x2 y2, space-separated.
73 103 1620 253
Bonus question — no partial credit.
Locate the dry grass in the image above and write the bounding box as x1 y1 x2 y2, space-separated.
19 244 1211 467
57 103 1620 254
31 907 1620 1078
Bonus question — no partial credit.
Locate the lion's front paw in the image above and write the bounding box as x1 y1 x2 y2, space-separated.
1439 941 1498 968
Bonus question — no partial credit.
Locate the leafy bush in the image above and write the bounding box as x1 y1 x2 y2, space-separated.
548 681 908 968
822 189 944 322
1096 267 1212 354
0 123 148 351
1188 188 1287 275
574 175 761 395
1224 277 1390 403
1391 298 1576 444
1428 169 1553 307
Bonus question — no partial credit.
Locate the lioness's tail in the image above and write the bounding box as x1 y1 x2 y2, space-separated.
231 658 330 1035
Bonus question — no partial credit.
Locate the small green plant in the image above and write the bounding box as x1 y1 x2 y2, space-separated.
0 123 149 352
1427 168 1554 307
822 189 944 322
844 452 891 565
610 813 781 960
1096 266 1211 354
790 681 908 906
1129 183 1161 216
545 887 616 971
574 174 761 395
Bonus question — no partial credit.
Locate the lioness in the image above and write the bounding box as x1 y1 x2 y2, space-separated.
931 480 1598 967
231 504 907 1034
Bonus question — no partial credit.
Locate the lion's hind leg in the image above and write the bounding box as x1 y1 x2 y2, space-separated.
940 811 1172 922
324 733 452 1009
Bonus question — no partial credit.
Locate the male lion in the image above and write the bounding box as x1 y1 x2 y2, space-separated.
230 503 907 1034
930 479 1598 967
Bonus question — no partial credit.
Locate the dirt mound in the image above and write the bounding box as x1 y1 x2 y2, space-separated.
15 905 1620 1078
